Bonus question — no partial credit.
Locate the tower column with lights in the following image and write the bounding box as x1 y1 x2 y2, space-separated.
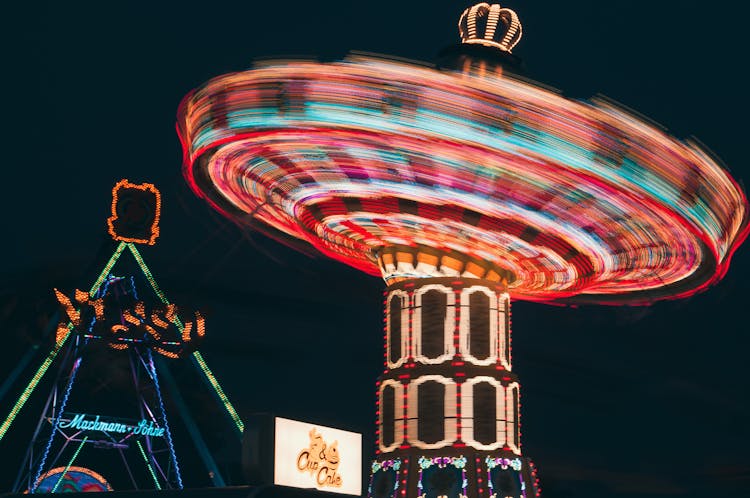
368 247 539 498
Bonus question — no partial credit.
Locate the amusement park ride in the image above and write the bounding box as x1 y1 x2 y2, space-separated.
177 2 749 498
0 2 746 497
0 180 243 493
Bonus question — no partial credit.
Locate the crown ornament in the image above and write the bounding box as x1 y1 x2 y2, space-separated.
458 2 523 53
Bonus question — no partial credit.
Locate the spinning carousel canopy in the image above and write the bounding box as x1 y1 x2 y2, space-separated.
178 8 748 306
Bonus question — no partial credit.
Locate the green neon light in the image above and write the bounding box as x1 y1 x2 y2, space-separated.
0 243 127 442
136 440 162 490
89 242 128 297
127 243 169 303
191 351 244 433
0 352 56 442
127 243 244 434
50 436 88 493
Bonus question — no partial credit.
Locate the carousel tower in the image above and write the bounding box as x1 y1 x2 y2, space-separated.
177 3 749 498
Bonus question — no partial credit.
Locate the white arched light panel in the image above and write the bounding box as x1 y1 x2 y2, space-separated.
506 382 520 454
378 379 405 453
406 375 457 449
387 290 410 369
459 286 498 366
461 376 504 451
414 284 455 364
498 293 511 370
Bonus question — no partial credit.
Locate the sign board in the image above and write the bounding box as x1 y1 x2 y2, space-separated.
242 414 362 496
273 417 362 495
58 413 165 437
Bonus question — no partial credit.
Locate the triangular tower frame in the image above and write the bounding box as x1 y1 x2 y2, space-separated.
0 181 244 492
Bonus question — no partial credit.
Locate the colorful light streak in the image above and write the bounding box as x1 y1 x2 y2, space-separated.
178 55 749 305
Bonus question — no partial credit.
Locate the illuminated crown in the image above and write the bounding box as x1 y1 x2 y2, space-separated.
458 3 522 53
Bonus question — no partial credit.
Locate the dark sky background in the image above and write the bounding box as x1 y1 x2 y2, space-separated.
2 1 749 497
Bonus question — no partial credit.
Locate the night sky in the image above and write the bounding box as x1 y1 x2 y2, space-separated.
2 1 749 497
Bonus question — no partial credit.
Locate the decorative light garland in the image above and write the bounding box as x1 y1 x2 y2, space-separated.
369 459 402 498
485 456 524 498
416 456 468 498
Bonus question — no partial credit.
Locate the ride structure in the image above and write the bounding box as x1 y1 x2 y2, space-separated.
1 180 243 493
177 3 749 498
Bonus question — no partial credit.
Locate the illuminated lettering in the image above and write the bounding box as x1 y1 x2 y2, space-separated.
296 428 343 488
59 413 85 430
58 413 164 437
316 466 342 487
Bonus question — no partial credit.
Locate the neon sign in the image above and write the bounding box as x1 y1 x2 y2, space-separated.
59 413 166 437
296 428 342 488
273 417 362 495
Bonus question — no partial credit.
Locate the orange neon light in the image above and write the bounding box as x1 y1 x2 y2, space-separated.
54 289 81 327
55 289 206 358
106 179 161 245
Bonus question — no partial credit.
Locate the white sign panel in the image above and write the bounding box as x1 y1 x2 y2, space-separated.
274 416 362 495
